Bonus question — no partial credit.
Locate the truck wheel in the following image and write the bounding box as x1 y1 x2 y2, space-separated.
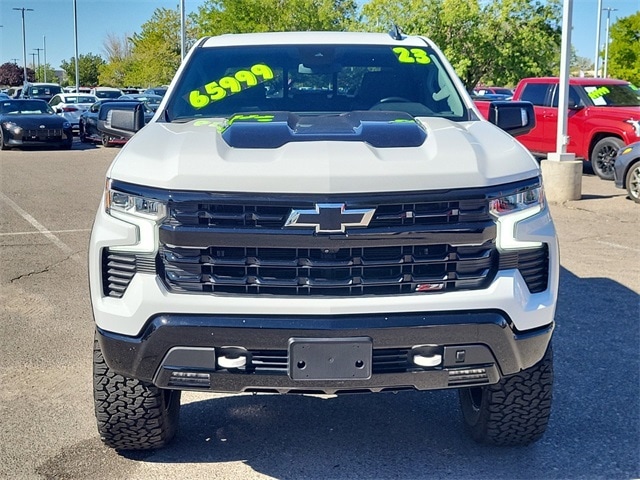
625 161 640 203
591 137 623 180
101 134 112 148
458 344 553 446
93 334 181 450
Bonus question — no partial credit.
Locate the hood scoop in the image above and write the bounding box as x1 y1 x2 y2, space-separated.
220 111 426 149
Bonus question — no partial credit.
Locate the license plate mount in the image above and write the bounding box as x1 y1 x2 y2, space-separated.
288 337 372 381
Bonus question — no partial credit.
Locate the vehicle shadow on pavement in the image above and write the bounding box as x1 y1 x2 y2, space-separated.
117 266 639 479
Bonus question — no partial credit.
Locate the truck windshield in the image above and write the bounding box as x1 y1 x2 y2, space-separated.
583 84 640 107
165 44 467 122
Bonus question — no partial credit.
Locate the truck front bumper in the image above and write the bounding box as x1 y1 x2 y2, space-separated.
97 311 553 394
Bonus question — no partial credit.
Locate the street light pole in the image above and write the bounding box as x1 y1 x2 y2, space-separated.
180 0 186 60
73 0 80 93
13 7 34 86
43 36 47 82
594 0 603 77
602 7 617 78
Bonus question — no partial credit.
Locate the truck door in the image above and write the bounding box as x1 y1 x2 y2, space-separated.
548 85 586 155
516 82 552 154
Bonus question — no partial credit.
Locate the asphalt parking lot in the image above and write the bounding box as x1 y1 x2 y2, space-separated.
0 140 638 479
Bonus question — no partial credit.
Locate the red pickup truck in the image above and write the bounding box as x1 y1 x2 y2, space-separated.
476 77 640 180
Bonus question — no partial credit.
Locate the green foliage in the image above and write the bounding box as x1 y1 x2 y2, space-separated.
360 0 561 91
194 0 359 35
607 12 640 85
35 64 58 83
60 53 105 86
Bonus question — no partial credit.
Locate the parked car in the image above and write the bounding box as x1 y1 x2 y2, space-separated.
79 99 153 147
8 87 22 98
0 99 73 150
476 77 640 180
90 87 124 100
475 86 514 98
20 82 63 103
121 87 144 94
614 142 640 203
49 93 98 132
118 93 163 111
143 86 167 97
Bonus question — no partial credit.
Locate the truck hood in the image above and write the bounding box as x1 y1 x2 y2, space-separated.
108 114 540 194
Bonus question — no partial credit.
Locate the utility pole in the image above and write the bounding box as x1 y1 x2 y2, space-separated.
13 7 34 86
602 7 618 78
30 52 37 72
34 47 43 82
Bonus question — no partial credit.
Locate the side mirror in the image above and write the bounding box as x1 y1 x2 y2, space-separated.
487 101 536 137
97 103 145 139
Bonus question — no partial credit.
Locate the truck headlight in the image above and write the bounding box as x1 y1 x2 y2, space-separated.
489 184 545 217
105 179 167 222
625 119 640 137
490 182 547 250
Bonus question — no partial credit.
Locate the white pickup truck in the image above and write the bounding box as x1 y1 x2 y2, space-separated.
89 30 558 450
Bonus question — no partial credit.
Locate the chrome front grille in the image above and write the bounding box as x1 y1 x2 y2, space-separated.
167 198 489 229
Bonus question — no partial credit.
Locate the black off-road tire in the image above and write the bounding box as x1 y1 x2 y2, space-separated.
591 137 624 180
459 344 553 446
93 334 181 450
625 161 640 203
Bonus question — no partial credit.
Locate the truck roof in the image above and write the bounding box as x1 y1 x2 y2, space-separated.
200 31 434 48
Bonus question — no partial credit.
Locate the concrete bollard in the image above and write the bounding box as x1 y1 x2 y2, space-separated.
541 153 582 202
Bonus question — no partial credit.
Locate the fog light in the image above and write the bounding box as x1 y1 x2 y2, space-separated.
168 371 211 388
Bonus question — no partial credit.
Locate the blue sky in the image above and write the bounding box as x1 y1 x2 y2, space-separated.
0 0 638 73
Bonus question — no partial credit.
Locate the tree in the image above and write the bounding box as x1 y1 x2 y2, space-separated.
607 11 640 85
360 0 561 91
126 8 184 86
60 53 106 86
0 62 35 86
570 46 593 74
35 64 58 83
194 0 359 35
99 33 134 87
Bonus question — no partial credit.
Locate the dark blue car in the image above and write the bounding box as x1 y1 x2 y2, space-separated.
614 142 640 203
0 99 73 150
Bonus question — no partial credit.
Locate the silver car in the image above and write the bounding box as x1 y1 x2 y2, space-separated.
48 93 98 132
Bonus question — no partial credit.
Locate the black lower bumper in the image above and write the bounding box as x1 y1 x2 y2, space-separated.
96 311 553 394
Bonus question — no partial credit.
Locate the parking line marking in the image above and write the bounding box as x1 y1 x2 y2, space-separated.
0 228 91 237
596 240 640 253
0 191 83 264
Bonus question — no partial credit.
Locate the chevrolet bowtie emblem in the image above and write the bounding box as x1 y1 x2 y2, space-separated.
284 203 375 233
